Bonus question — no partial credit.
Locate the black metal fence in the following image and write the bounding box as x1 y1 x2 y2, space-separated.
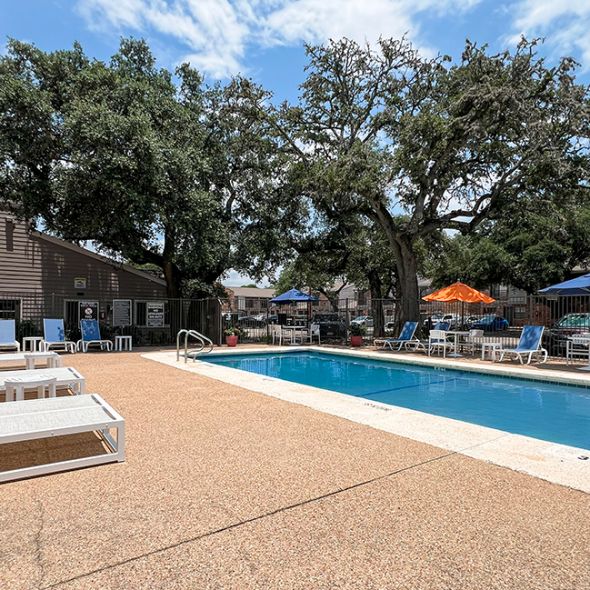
0 292 224 346
221 293 590 358
2 290 589 357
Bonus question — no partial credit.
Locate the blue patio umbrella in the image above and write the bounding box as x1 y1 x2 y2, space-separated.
538 273 590 295
270 288 319 303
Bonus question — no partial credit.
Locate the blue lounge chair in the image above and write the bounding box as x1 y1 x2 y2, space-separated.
77 319 113 352
497 325 548 365
375 321 421 351
433 321 451 331
42 319 76 353
0 319 20 351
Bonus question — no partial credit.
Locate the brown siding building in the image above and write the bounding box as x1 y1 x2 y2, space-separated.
0 211 167 327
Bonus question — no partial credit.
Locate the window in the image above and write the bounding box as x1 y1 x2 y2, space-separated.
0 299 20 320
135 301 170 327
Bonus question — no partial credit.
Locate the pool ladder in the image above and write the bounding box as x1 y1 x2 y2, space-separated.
176 329 214 362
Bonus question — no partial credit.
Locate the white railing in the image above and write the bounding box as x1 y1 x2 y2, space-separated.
176 329 214 362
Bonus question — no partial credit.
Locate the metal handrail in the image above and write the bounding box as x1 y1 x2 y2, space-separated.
176 329 214 362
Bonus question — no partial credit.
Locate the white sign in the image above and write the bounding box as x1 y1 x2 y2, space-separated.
74 277 87 289
146 301 165 327
113 299 132 327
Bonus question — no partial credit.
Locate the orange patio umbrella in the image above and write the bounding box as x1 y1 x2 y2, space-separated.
422 281 496 304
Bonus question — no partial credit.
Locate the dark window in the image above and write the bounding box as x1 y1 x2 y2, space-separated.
0 299 20 320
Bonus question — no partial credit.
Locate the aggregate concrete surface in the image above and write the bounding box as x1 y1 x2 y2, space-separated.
1 352 589 589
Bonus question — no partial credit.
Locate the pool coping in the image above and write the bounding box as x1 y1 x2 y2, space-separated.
143 346 590 493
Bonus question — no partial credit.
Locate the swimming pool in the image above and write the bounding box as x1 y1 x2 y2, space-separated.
203 351 590 450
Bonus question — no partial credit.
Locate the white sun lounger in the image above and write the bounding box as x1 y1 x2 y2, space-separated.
0 393 125 482
0 352 62 370
0 367 85 396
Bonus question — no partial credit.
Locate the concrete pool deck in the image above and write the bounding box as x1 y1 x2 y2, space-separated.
146 346 590 493
1 351 589 589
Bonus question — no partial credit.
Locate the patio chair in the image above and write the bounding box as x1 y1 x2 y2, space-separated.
42 319 76 353
462 329 484 355
309 323 321 345
375 321 420 351
77 320 113 352
496 325 548 365
270 324 283 346
433 321 451 332
0 320 20 352
428 329 454 358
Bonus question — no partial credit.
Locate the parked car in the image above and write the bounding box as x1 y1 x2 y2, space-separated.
237 315 266 328
312 313 347 340
546 313 590 355
469 314 509 332
351 315 374 328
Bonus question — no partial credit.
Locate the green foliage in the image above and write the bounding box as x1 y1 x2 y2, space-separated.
349 323 366 337
0 39 289 296
238 37 590 320
428 198 590 293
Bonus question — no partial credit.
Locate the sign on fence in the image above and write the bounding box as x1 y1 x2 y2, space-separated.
79 300 98 321
113 299 132 326
146 301 165 327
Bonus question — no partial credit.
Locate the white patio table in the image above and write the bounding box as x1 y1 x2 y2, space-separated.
0 367 85 396
568 336 590 371
280 326 309 345
445 331 471 358
0 352 62 370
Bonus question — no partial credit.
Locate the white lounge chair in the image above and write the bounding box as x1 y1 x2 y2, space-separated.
375 321 420 351
0 320 20 352
77 319 113 352
42 319 76 353
0 367 86 397
0 393 125 482
496 325 548 365
0 352 62 371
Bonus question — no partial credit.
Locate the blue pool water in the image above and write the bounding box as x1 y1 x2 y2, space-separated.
203 351 590 450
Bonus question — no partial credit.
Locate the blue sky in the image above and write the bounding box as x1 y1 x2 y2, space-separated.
3 0 590 103
2 1 589 285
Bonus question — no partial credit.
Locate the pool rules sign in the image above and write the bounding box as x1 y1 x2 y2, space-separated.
113 299 132 327
146 302 165 327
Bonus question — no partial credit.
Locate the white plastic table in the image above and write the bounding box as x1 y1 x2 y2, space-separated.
0 367 85 396
115 335 133 351
569 336 590 371
481 342 502 361
280 326 308 345
446 331 470 357
0 393 125 482
23 336 44 352
0 352 62 370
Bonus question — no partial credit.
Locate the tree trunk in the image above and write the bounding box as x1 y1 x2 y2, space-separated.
162 260 182 298
396 240 420 324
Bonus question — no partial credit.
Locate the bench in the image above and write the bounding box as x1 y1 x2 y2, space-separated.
0 394 125 482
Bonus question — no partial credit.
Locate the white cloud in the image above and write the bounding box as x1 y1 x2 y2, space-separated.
509 0 590 68
77 0 481 78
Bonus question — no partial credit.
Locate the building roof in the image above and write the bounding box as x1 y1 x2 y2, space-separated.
226 287 276 298
33 231 167 287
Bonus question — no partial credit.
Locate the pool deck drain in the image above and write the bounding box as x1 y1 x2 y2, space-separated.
145 346 590 493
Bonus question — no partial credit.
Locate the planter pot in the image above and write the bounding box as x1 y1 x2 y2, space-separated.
350 335 363 347
225 335 238 347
